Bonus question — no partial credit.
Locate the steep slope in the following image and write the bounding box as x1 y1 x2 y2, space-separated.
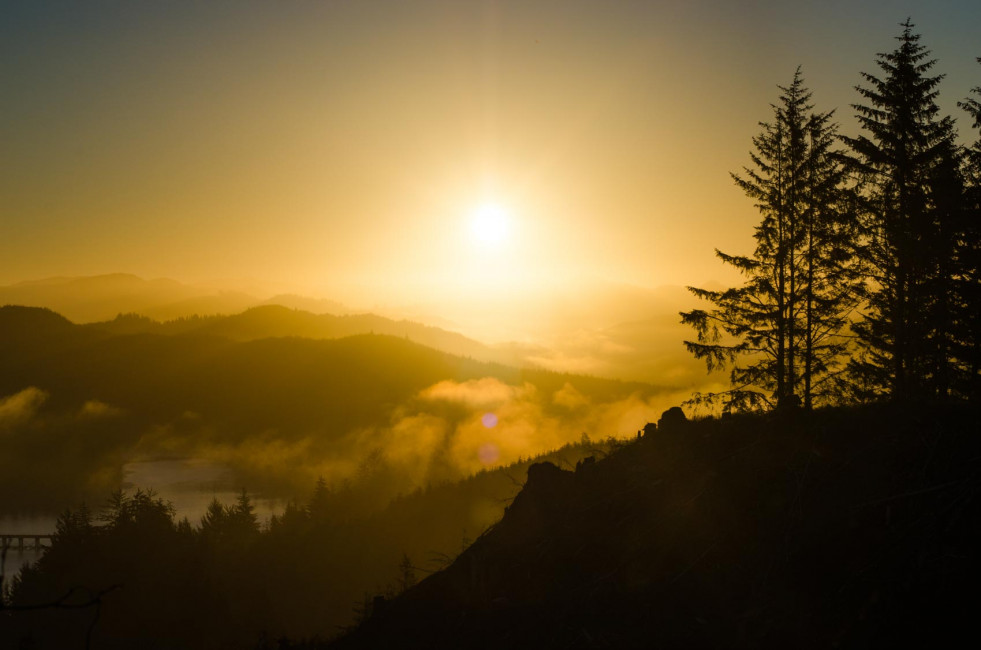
333 404 981 649
1 441 609 649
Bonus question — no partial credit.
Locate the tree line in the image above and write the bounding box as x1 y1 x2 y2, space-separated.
683 20 981 412
1 437 605 648
1 485 398 648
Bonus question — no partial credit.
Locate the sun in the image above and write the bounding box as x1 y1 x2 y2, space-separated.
469 203 511 247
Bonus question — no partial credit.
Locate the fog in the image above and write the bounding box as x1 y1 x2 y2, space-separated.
0 370 694 520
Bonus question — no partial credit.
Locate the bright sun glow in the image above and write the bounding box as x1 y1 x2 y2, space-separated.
470 203 510 247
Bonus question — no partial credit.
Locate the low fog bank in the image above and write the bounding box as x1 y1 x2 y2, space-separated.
186 376 695 499
0 374 689 517
0 293 725 518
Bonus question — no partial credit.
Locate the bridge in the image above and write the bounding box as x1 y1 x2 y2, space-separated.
1 535 54 553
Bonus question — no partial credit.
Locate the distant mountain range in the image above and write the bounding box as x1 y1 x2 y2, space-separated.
0 273 347 323
0 304 650 432
84 304 522 367
0 304 664 511
0 273 530 366
0 273 725 387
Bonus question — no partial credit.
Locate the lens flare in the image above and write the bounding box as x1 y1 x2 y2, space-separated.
477 442 500 465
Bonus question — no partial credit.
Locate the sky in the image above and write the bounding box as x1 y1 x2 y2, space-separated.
2 0 980 333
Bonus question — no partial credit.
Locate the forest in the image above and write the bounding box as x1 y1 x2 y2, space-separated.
683 21 981 413
0 304 663 511
2 439 610 648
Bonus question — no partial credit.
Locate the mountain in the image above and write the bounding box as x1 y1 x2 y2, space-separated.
1 305 654 433
85 304 518 365
0 306 666 511
0 274 727 386
0 273 527 366
332 403 981 649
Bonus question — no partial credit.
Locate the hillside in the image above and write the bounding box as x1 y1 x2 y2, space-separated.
1 274 721 386
1 441 608 648
85 304 519 365
332 403 981 649
0 306 667 511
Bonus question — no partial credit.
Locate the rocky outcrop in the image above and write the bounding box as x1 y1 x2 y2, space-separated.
657 405 687 431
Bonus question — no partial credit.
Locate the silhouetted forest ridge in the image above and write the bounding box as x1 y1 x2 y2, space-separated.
0 273 347 323
0 274 725 385
0 299 516 364
86 304 511 363
331 403 981 649
0 305 661 510
1 439 609 648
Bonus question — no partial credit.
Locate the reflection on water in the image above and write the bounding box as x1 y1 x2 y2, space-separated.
0 458 284 578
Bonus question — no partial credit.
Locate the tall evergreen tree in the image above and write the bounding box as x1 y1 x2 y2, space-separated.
843 20 959 401
307 475 331 521
956 58 981 398
199 497 230 543
799 100 863 408
229 488 260 536
682 70 857 412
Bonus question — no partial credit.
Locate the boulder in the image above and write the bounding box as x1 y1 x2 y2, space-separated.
656 406 687 432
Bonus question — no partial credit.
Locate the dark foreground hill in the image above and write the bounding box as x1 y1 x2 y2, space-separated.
331 403 981 649
1 441 606 649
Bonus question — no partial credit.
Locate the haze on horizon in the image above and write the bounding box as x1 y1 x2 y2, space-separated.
3 0 980 342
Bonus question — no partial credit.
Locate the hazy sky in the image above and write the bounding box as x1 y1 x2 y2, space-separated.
3 1 979 315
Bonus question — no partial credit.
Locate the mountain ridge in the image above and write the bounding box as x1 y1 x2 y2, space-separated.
331 403 981 649
0 304 668 511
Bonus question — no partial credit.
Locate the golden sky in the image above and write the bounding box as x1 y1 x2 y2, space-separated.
2 1 979 332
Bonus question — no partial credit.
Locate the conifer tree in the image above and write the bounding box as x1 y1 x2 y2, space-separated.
798 96 863 408
843 20 959 401
956 58 981 397
397 553 416 593
307 476 331 521
230 488 260 535
682 69 857 412
199 497 230 542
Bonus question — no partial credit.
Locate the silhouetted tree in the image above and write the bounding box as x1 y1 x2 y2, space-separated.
924 139 970 398
229 488 260 536
199 497 231 543
842 20 960 401
396 553 416 593
796 91 863 408
99 488 175 537
270 499 308 532
957 58 981 398
307 476 331 521
53 503 94 544
683 69 856 411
